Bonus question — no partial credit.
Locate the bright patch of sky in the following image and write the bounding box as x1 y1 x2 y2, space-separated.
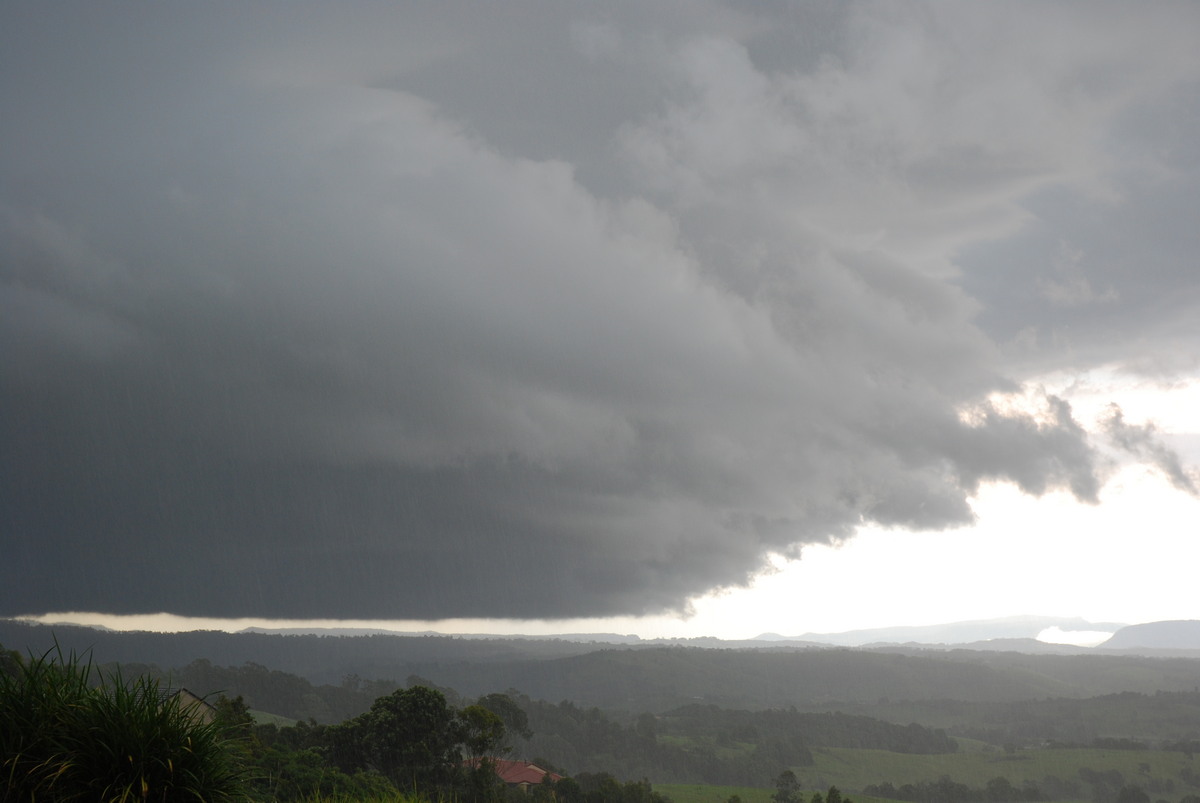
1036 628 1115 648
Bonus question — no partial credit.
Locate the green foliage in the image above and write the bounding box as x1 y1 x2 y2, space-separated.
0 643 94 799
357 685 465 792
661 705 955 756
0 645 247 802
490 691 953 787
461 705 508 761
478 692 533 742
774 745 1200 802
862 773 1043 802
15 621 1200 714
558 772 673 803
291 793 430 803
652 783 778 803
1114 787 1150 803
171 658 381 724
15 630 1200 803
658 785 901 803
517 696 725 783
0 645 20 679
245 718 399 801
311 685 522 800
248 744 396 801
774 770 801 803
898 690 1200 748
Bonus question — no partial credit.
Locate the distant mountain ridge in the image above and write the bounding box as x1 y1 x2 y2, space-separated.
5 614 1138 652
239 626 643 643
9 618 1200 716
1101 620 1200 650
759 615 1125 647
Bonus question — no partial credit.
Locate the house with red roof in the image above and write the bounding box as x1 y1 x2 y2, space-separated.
467 758 563 792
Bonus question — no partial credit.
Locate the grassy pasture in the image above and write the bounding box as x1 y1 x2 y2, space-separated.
661 745 1200 803
250 707 300 726
807 745 1196 790
654 784 892 803
806 745 1196 799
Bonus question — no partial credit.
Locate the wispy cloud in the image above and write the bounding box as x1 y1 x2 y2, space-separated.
1103 405 1199 495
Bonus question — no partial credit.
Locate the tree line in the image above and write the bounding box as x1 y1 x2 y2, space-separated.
93 654 959 787
1 642 673 803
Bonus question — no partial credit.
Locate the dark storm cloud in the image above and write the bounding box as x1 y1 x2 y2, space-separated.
2 2 1197 619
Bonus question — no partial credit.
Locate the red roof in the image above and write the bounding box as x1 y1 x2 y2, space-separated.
469 759 562 786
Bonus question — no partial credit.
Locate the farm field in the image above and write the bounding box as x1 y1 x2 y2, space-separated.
781 745 1197 801
249 708 298 727
657 744 1200 803
654 784 891 803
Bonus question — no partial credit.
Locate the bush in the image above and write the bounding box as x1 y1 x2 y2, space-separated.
0 645 248 802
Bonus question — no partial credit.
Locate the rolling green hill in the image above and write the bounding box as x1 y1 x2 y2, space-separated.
8 620 1200 716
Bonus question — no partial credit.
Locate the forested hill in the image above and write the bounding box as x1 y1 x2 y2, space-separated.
417 646 1200 710
0 619 604 681
415 646 1056 708
9 626 1200 760
6 620 1200 714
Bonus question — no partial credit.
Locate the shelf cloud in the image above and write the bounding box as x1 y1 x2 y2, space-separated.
3 2 1198 619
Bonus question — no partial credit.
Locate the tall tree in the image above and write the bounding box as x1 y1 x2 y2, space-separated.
478 692 533 742
460 704 508 761
361 685 464 793
774 770 800 803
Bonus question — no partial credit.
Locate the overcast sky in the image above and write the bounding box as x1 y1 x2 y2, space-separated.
3 2 1199 636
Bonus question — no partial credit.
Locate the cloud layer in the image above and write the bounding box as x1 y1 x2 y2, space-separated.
2 2 1198 619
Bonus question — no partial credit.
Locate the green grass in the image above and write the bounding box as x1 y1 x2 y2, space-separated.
790 745 1197 795
296 794 428 803
0 644 249 801
251 707 300 726
652 782 776 803
654 783 893 803
660 733 759 761
660 744 1200 803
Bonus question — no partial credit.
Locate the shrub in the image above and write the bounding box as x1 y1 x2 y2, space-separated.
0 645 248 802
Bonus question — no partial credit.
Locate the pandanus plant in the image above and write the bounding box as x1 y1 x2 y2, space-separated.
0 643 248 802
